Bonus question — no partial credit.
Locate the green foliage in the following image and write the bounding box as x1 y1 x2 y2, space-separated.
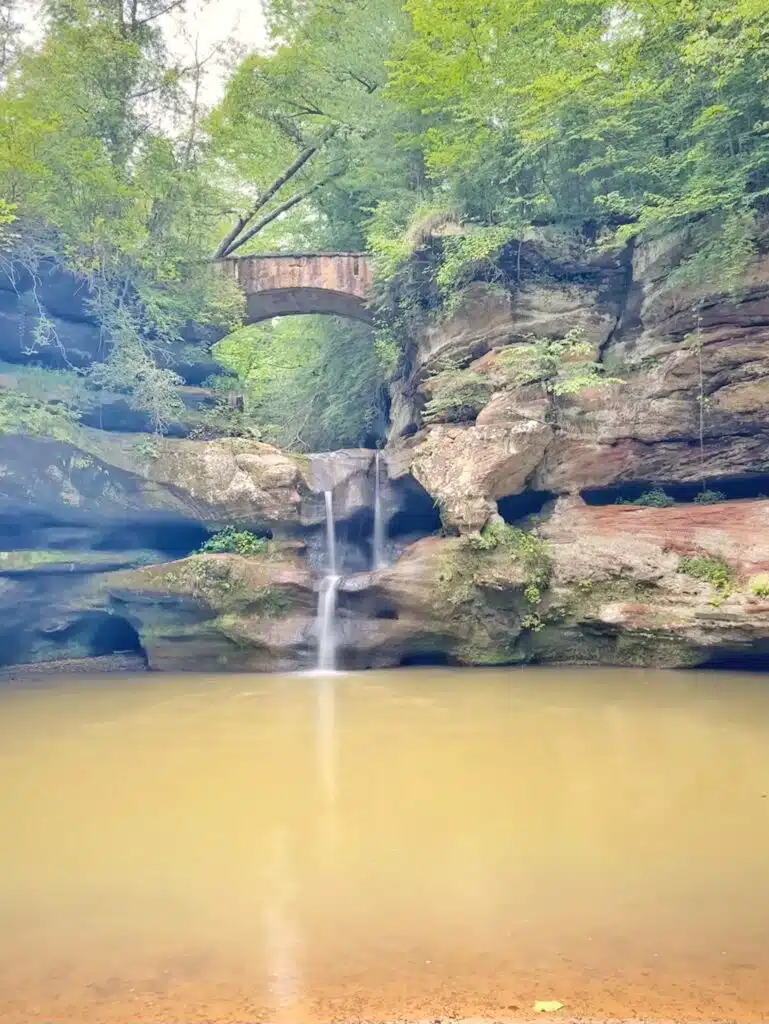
618 489 675 508
0 0 242 429
435 225 511 305
678 555 735 595
423 326 621 425
199 528 267 556
7 0 769 445
492 328 623 396
749 574 769 599
209 0 417 257
389 0 769 283
470 521 552 599
0 389 79 441
422 361 492 423
214 315 388 451
131 436 160 461
695 489 727 505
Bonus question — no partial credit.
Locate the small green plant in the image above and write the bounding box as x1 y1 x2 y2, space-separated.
618 489 675 508
472 521 552 593
521 611 545 632
469 519 509 552
199 527 267 556
678 555 735 595
435 225 511 304
132 436 160 460
749 574 769 599
694 489 726 504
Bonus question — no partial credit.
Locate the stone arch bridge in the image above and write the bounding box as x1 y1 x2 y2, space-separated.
219 252 373 324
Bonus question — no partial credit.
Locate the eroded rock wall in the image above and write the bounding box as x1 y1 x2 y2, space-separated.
387 234 769 531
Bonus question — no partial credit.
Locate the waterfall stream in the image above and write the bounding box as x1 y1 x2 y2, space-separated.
315 490 339 672
372 451 386 570
316 574 340 672
324 489 337 574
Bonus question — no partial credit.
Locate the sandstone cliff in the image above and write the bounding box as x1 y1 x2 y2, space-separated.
3 232 769 673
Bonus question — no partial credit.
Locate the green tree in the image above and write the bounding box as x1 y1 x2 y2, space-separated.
214 315 388 450
209 0 422 256
0 0 241 429
388 0 769 279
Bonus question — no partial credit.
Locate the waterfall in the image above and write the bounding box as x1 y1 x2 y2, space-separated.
316 574 340 672
372 451 386 570
324 489 337 574
315 489 339 672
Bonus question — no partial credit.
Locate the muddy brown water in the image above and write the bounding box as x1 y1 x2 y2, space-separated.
2 666 769 1023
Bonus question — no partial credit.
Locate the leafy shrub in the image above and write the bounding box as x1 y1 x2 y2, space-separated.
132 436 160 460
491 327 623 396
435 225 510 302
199 528 267 556
618 489 674 508
470 521 552 600
749 574 769 599
423 327 625 428
694 489 726 504
0 391 80 441
678 555 735 595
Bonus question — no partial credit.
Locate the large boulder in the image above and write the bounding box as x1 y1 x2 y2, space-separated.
102 551 316 671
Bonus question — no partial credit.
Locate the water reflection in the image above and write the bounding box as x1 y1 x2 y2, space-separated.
263 829 301 1021
0 667 769 1022
316 672 338 807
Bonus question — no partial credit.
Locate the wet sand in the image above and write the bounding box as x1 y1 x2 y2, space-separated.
1 667 769 1023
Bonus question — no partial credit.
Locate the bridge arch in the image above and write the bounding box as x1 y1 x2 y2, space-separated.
220 252 373 324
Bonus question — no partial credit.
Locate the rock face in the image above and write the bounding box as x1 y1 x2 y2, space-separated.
83 495 769 672
387 234 769 531
5 230 769 674
0 430 314 532
0 261 228 391
104 552 316 672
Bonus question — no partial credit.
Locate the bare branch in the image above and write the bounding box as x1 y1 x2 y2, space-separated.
214 129 336 258
220 172 342 257
347 70 378 94
134 0 185 28
182 36 203 167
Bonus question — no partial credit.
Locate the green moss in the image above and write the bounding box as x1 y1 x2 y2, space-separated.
0 550 74 570
0 550 155 572
471 522 552 598
161 556 242 602
131 436 161 460
249 586 292 618
422 361 492 424
678 555 735 595
434 524 552 654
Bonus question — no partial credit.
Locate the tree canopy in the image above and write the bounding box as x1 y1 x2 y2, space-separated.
3 0 769 444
